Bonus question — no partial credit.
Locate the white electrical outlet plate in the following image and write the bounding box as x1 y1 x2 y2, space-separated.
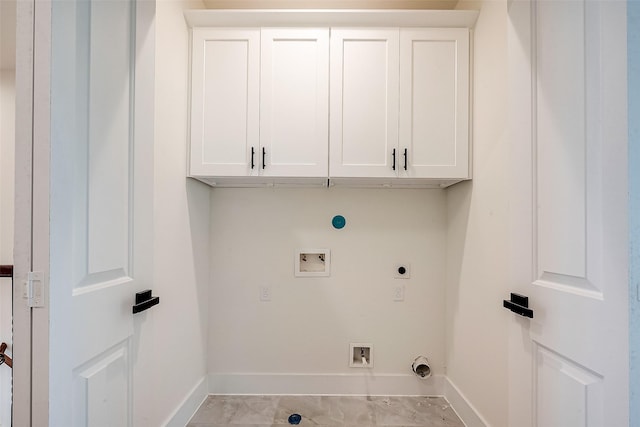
259 286 271 302
393 285 405 301
394 263 411 279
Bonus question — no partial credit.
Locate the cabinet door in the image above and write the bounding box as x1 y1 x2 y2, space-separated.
190 28 260 177
260 29 329 177
330 29 400 178
399 28 469 179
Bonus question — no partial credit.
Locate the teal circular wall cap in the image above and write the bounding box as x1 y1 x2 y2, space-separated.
332 215 346 229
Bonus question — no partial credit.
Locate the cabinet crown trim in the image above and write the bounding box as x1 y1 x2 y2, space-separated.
184 9 479 28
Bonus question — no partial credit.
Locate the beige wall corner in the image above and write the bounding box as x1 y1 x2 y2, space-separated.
446 0 509 426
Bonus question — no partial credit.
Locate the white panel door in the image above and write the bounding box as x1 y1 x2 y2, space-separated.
508 0 628 426
190 28 260 177
46 0 154 425
399 28 469 179
260 28 329 178
330 29 399 178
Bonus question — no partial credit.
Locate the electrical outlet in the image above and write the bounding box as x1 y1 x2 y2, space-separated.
394 263 411 279
259 286 271 302
393 285 405 301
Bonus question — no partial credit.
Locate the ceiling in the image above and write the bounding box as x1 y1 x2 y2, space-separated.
202 0 459 10
0 0 462 71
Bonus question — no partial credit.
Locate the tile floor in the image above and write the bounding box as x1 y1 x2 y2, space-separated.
187 395 465 427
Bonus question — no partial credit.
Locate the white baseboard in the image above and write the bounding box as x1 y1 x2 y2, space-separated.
443 377 490 427
167 373 488 427
208 372 445 396
162 375 208 427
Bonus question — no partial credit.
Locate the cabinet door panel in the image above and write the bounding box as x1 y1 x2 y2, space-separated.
399 28 469 179
190 29 259 177
261 29 329 177
330 29 399 178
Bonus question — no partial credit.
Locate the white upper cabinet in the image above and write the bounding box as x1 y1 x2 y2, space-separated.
189 28 260 177
329 29 399 179
399 28 469 179
329 27 470 183
189 27 329 185
260 29 329 178
185 10 477 188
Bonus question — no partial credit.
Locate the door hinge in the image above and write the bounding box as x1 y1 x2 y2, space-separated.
23 271 45 308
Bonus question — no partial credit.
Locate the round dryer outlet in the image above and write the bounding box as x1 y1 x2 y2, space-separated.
394 263 411 279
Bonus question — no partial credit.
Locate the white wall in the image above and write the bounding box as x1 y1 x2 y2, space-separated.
446 1 509 426
0 69 14 427
150 0 211 424
208 187 447 390
0 0 15 411
0 72 14 273
171 2 511 423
